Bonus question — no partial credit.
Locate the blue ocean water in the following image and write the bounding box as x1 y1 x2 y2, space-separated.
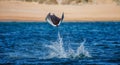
0 22 120 65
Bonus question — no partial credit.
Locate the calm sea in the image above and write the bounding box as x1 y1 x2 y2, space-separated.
0 22 120 65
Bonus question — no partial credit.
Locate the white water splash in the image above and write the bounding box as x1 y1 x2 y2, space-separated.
45 32 67 58
45 32 91 59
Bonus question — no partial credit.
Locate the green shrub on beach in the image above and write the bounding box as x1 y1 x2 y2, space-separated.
22 0 120 5
1 0 120 5
114 0 120 5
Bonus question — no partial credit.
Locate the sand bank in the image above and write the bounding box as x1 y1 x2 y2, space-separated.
0 1 120 22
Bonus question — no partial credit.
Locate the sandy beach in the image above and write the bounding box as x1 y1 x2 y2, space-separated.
0 1 120 22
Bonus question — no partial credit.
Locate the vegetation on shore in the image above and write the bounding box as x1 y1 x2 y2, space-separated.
0 0 120 5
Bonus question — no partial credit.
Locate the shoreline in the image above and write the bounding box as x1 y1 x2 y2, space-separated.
0 1 120 22
0 20 119 22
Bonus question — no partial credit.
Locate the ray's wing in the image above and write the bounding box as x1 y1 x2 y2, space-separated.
58 13 64 26
46 13 56 27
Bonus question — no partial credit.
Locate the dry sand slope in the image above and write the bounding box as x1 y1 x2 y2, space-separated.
0 1 120 22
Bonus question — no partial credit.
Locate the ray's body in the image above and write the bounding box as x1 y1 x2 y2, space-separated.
46 13 64 27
